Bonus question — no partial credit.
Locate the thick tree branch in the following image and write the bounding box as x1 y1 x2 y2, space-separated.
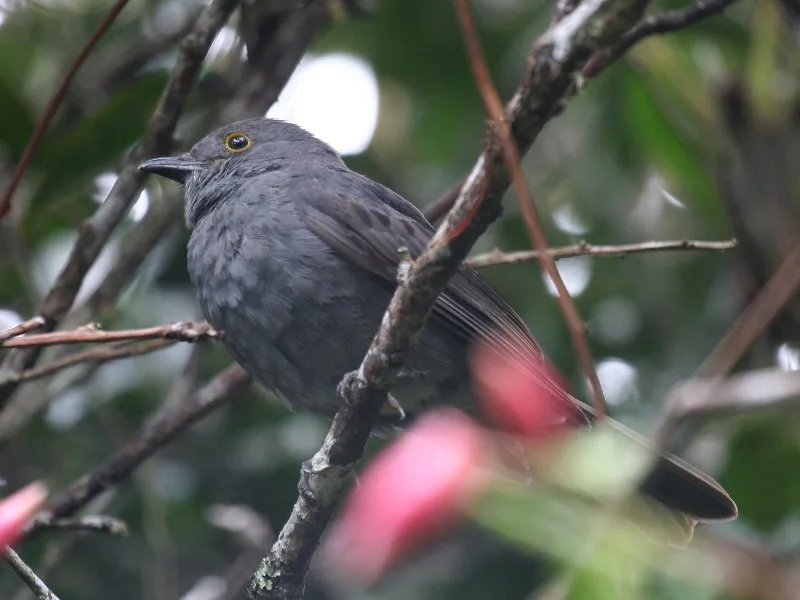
247 0 659 596
583 0 741 77
467 238 738 268
0 0 241 409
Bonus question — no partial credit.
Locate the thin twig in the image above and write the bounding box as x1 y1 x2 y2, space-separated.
1 321 220 349
0 317 46 343
25 515 129 537
454 0 608 417
4 547 61 600
23 365 251 539
7 339 174 384
582 0 741 77
467 238 738 268
0 0 133 219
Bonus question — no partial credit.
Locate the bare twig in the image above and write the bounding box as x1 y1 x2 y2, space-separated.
4 547 61 600
0 317 46 343
455 0 608 417
24 365 251 539
26 515 129 537
8 339 173 385
0 0 133 219
582 0 741 77
0 0 241 408
1 321 220 349
248 0 655 596
467 238 738 268
701 239 800 377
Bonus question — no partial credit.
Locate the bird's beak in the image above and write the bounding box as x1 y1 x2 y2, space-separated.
138 154 206 184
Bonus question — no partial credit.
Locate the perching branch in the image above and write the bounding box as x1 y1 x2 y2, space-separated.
4 547 61 600
467 238 738 268
247 0 668 595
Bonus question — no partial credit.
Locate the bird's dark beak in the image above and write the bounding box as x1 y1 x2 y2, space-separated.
139 154 206 184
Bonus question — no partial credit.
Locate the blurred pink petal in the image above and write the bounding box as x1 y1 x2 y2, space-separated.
0 482 48 547
324 408 486 585
471 343 582 440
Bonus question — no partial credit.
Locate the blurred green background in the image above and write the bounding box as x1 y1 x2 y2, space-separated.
0 0 798 597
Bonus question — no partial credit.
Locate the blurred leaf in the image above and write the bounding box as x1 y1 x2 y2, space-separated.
722 416 800 531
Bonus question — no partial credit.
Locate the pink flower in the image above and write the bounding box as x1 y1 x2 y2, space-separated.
471 343 581 441
324 409 487 586
0 482 47 547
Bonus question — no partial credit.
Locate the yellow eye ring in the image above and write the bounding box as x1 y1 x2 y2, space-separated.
224 132 251 152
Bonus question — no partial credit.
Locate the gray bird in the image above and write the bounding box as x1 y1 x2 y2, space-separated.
139 117 736 539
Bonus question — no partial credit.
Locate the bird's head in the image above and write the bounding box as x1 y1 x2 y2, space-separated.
139 117 341 225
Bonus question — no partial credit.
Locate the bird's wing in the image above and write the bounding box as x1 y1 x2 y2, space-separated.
297 172 737 525
297 171 587 422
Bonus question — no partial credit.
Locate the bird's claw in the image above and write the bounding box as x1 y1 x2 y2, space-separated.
387 394 406 420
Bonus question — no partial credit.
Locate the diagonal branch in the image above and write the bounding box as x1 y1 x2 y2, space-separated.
4 547 61 600
583 0 741 77
247 0 658 596
454 0 608 417
23 365 251 540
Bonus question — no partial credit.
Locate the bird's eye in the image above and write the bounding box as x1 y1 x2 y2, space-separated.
224 132 251 152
